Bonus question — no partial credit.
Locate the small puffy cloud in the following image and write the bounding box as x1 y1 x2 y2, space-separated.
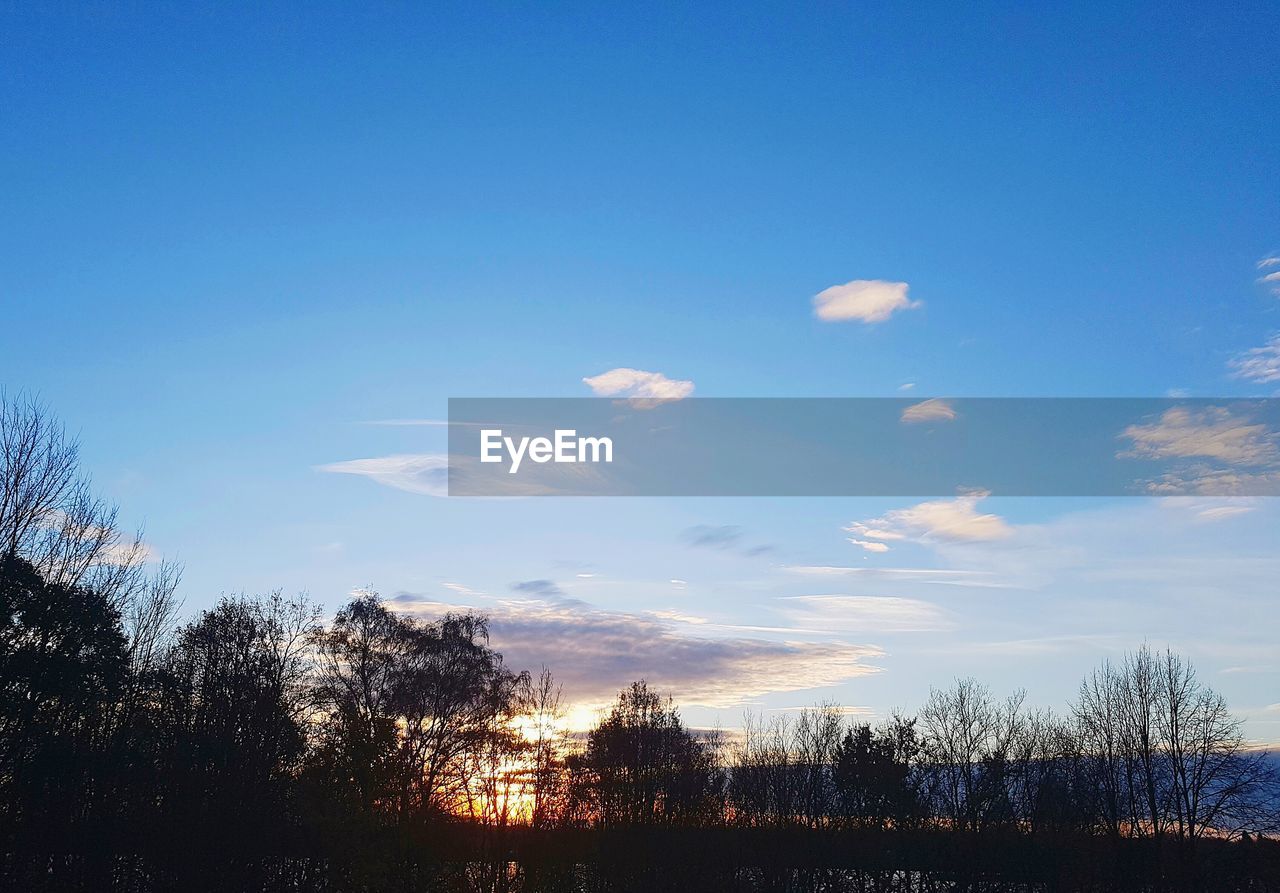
813 279 920 324
1229 335 1280 383
1120 406 1278 466
583 368 694 400
843 491 1012 551
1259 256 1280 269
901 398 957 424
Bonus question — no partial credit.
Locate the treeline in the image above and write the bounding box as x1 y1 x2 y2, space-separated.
2 396 1279 892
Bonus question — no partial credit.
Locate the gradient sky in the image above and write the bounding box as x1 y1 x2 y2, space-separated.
2 4 1278 738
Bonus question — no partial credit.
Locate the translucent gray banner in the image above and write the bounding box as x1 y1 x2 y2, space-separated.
446 398 1280 497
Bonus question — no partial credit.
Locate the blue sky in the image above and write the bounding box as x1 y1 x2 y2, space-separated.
2 4 1278 736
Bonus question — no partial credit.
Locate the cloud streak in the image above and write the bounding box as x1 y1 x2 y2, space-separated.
317 453 449 497
1229 336 1280 384
778 595 951 633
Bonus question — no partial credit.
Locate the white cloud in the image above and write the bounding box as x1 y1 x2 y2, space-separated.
648 609 708 624
780 566 1004 587
812 279 920 324
583 367 694 400
393 593 882 708
1138 467 1280 497
844 522 907 542
900 398 957 424
1120 406 1278 466
848 539 891 553
843 491 1012 552
779 595 951 633
1157 498 1258 522
320 451 610 498
1259 257 1280 294
317 453 449 496
1196 504 1255 521
360 418 450 426
1229 336 1280 383
101 539 156 566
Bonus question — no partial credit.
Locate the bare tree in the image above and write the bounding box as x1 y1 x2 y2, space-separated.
919 678 1025 831
1072 646 1278 840
0 393 182 668
523 667 569 828
1 393 79 559
1155 648 1276 840
793 704 845 828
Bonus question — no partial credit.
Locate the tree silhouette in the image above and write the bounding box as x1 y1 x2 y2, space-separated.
832 716 920 827
0 554 126 837
581 680 723 827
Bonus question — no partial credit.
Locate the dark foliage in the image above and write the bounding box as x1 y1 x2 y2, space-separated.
1 554 1277 892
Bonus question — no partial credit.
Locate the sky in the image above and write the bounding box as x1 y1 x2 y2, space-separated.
2 4 1278 738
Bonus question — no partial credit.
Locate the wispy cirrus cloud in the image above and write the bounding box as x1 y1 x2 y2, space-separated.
778 595 951 633
813 279 920 324
316 453 449 496
320 451 611 498
843 490 1012 552
1120 406 1278 466
511 579 572 600
392 592 882 709
682 524 744 549
848 539 891 553
900 398 957 424
781 566 1004 588
1258 255 1280 296
583 368 694 400
1229 335 1280 384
